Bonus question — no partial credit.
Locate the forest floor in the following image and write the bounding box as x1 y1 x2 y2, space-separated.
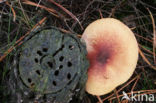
0 0 156 103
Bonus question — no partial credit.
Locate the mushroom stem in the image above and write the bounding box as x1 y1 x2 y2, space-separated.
97 96 103 103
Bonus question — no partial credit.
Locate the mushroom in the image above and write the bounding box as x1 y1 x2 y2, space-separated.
81 18 138 96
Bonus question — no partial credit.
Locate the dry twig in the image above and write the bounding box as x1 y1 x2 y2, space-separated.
139 48 156 70
5 1 16 21
47 0 84 30
147 8 156 65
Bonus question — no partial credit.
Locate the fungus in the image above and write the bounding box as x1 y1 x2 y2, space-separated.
82 18 138 96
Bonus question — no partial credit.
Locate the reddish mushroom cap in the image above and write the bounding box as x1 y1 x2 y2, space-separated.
82 18 138 96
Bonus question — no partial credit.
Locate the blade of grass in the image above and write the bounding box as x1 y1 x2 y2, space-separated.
7 6 12 45
139 44 153 54
18 0 31 28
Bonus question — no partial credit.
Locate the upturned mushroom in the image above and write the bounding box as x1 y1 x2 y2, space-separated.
81 18 138 96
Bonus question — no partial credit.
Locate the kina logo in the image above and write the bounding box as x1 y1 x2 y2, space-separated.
121 91 155 102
